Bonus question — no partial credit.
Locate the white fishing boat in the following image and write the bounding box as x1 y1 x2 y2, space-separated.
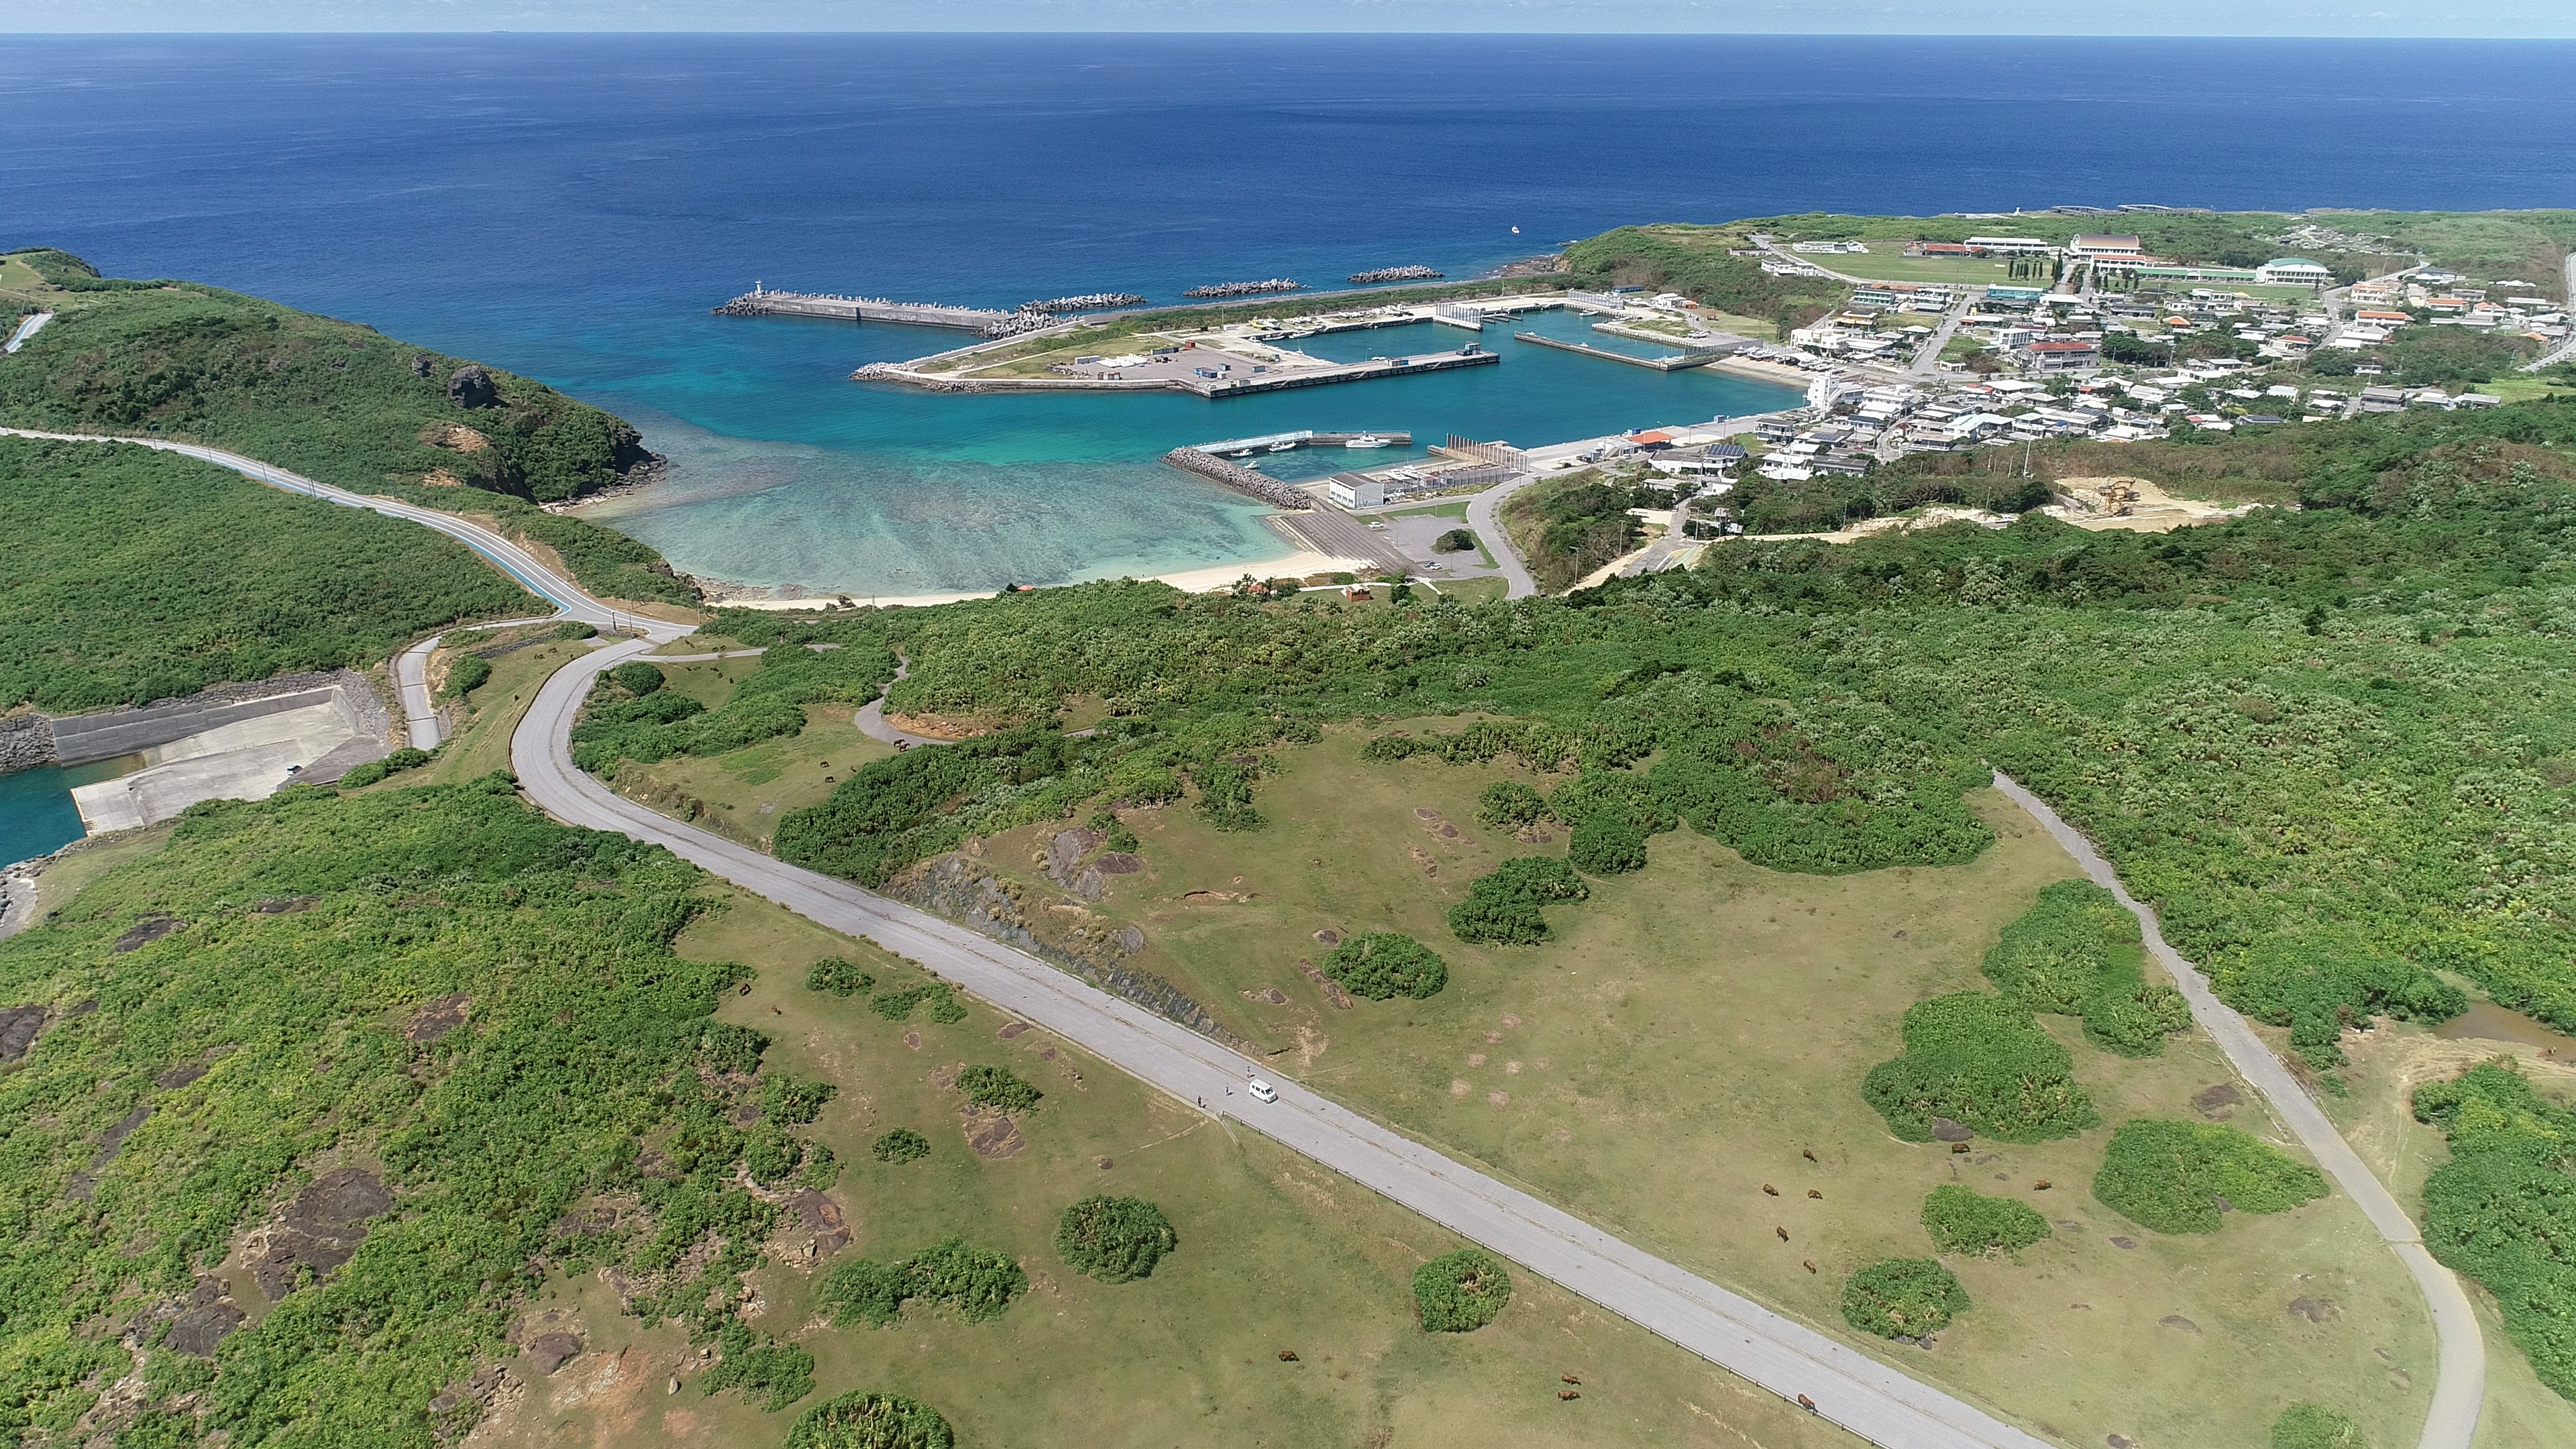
1267 441 1297 452
1344 435 1393 449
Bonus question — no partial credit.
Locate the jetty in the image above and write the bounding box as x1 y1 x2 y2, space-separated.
714 286 1039 337
1180 347 1496 398
1193 429 1414 455
1349 266 1444 284
1512 332 1730 372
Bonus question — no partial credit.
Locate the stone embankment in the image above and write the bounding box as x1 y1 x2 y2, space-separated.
1161 447 1313 509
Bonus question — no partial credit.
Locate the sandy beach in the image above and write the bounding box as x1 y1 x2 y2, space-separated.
704 547 1377 612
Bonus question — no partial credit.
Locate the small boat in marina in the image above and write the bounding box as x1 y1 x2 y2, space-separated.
1268 441 1297 452
1345 435 1393 449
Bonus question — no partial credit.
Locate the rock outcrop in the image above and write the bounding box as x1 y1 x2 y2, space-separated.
445 362 498 409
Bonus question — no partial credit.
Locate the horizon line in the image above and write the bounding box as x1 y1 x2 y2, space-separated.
9 29 2576 41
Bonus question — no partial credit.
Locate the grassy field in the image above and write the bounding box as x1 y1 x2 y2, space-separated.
479 881 1867 1449
413 637 600 786
940 727 2438 1448
1827 253 2019 286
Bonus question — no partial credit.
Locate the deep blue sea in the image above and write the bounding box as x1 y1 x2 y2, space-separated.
3 33 2573 859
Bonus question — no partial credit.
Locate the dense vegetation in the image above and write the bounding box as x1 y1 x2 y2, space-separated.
1411 1249 1512 1332
1319 933 1449 1000
1446 857 1591 945
1919 1185 2051 1257
2412 1061 2576 1397
1862 993 2098 1143
1561 226 1843 333
0 781 829 1444
1053 1195 1177 1283
570 643 898 777
0 250 696 606
1497 474 1656 594
819 1238 1027 1328
2091 1120 2329 1234
0 437 531 711
870 1128 930 1165
1839 1258 1968 1341
1981 881 2190 1057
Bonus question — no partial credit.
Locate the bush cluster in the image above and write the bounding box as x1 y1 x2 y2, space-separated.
871 1128 930 1165
336 746 432 790
869 981 965 1023
700 1318 814 1410
1475 780 1547 829
569 643 898 777
957 1064 1042 1114
2092 1118 2329 1234
1320 933 1450 1000
1982 881 2191 1057
1412 1249 1513 1332
2413 1060 2576 1396
1919 1185 2051 1257
1447 857 1591 945
785 1391 955 1449
1862 993 2098 1142
1840 1258 1969 1340
820 1238 1027 1327
806 957 875 996
2214 937 2465 1067
1054 1195 1178 1283
1568 814 1648 874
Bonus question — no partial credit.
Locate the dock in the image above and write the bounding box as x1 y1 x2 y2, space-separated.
1193 429 1415 455
1181 347 1497 398
1511 332 1729 372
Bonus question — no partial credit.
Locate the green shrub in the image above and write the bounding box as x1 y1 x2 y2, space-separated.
1982 881 2139 1014
820 1239 1025 1328
869 981 961 1022
696 1020 769 1077
1321 933 1450 1000
2413 1060 2576 1397
1841 1258 1969 1340
2082 975 2194 1056
806 957 875 996
761 1075 836 1125
785 1391 955 1449
1412 1249 1513 1332
1862 993 2098 1142
609 660 665 694
1433 527 1479 553
2271 1403 2365 1449
441 654 492 700
871 1128 930 1165
743 1124 803 1185
336 747 431 790
1447 857 1590 945
555 620 599 640
2213 936 2465 1067
1055 1195 1178 1283
1919 1185 2050 1256
699 1320 813 1411
957 1064 1042 1113
2092 1119 2329 1234
1475 780 1548 829
1569 814 1648 875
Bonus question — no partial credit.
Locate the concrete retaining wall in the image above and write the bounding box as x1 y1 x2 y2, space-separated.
5 669 394 775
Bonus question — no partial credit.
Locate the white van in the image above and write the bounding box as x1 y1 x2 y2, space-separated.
1247 1079 1279 1104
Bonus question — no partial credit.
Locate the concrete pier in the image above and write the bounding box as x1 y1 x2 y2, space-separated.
1161 448 1313 509
714 288 1022 333
1181 347 1497 398
1511 332 1728 372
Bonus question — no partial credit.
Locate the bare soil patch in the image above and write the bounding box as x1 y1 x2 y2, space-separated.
407 992 472 1042
961 1107 1026 1159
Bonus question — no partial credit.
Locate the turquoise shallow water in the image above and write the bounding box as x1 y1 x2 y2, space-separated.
584 307 1805 595
0 759 133 871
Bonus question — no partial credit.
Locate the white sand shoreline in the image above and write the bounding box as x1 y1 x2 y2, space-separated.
703 547 1377 612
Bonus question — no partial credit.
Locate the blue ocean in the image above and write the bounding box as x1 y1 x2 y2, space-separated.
1 33 2573 861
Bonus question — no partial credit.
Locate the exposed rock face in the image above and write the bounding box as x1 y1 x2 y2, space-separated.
445 363 498 409
0 714 56 775
410 352 435 378
524 1332 584 1375
0 1004 48 1062
165 1301 245 1356
248 1167 393 1301
894 854 1243 1047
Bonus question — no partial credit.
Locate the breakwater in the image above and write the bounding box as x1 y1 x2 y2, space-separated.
1349 266 1443 283
1512 331 1727 371
1162 447 1312 509
1022 292 1146 313
714 288 1040 336
1183 278 1301 299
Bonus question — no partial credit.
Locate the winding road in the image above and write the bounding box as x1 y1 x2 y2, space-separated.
10 426 2489 1448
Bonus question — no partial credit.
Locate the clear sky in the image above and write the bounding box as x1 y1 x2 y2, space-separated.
19 1 2575 38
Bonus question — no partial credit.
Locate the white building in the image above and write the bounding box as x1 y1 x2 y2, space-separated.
1328 476 1384 509
2256 258 2334 287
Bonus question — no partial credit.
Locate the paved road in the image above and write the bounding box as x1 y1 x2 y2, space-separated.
3 311 52 354
0 428 686 643
1463 471 1547 598
398 616 559 750
1990 773 2483 1449
2521 254 2576 372
517 637 2053 1448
